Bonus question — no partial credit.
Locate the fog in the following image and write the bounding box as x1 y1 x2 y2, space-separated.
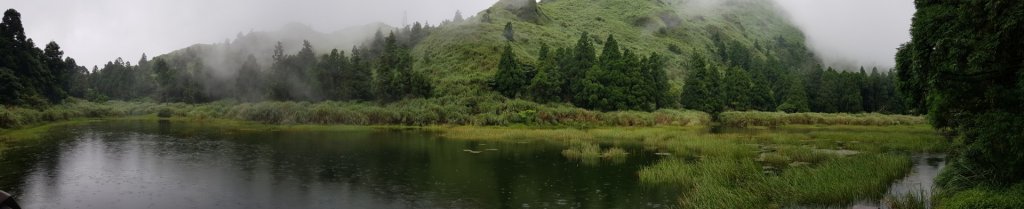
8 0 913 69
773 0 915 69
7 0 497 68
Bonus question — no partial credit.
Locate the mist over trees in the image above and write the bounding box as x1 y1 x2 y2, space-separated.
68 19 439 105
676 28 907 115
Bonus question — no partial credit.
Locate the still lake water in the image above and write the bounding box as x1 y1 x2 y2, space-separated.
0 120 679 209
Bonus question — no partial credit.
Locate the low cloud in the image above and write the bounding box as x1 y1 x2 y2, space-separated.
773 0 915 69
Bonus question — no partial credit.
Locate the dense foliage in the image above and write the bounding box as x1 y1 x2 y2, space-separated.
492 33 671 112
896 0 1024 195
0 9 85 106
679 35 905 116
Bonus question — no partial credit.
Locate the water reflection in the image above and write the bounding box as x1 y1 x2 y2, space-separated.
851 154 946 209
0 121 678 209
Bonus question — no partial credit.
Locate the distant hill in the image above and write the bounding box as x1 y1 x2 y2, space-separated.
412 0 819 96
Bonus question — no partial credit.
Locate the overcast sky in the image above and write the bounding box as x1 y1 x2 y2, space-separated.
7 0 914 69
774 0 915 69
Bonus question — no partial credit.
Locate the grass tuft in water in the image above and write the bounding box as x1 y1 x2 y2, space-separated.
884 189 931 209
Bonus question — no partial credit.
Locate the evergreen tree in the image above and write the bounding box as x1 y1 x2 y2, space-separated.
268 42 292 101
66 58 90 99
235 55 262 102
373 34 399 101
567 32 596 103
528 47 563 103
349 47 374 101
453 10 465 23
317 49 348 100
503 22 515 42
816 67 841 113
492 44 530 98
857 67 873 112
578 35 626 110
374 32 431 102
643 53 672 109
681 55 723 115
806 65 825 112
152 58 176 102
294 40 318 100
42 41 68 103
777 74 810 113
837 71 864 113
538 43 550 61
749 68 776 111
722 66 752 111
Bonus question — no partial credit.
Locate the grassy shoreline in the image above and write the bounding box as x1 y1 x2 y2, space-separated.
1 100 927 131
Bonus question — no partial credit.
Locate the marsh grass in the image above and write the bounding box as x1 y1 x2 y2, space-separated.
884 189 931 209
1 99 710 130
776 145 835 164
602 147 629 159
561 142 602 159
626 124 946 208
937 184 1024 209
772 154 912 205
720 111 927 128
561 141 630 164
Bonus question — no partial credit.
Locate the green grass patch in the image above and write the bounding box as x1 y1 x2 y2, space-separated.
937 184 1024 209
720 111 927 128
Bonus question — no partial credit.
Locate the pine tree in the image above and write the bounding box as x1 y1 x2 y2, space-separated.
453 10 465 23
528 48 563 103
643 53 672 109
681 55 723 115
777 74 810 113
503 22 515 42
567 32 596 103
722 66 752 111
236 55 262 102
492 44 530 98
42 41 68 103
349 47 373 101
373 33 400 101
152 58 176 102
374 32 431 102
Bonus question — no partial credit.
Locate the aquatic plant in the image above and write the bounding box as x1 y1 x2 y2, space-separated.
884 189 930 209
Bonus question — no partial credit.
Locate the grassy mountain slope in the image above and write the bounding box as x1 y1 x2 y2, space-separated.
412 0 817 97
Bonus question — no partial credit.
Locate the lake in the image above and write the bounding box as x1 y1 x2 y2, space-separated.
0 120 680 209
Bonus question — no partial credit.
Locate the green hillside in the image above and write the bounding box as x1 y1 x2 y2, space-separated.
412 0 818 96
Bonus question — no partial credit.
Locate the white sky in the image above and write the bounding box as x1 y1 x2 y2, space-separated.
773 0 915 69
7 0 914 69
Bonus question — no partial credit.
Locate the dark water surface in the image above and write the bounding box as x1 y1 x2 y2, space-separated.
0 120 678 209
